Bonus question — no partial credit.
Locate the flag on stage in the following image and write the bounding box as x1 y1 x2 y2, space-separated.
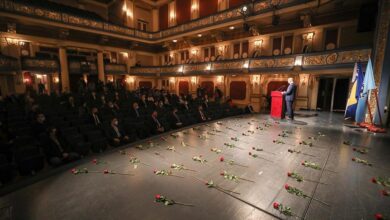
345 62 364 119
355 58 375 123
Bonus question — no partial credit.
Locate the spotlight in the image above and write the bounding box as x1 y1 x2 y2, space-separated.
229 26 235 30
172 39 177 43
197 34 202 37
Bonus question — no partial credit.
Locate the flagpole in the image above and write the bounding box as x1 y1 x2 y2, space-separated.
374 88 383 127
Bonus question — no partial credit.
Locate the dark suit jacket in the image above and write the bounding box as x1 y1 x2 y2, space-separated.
285 83 297 102
106 125 126 140
196 110 208 123
87 113 103 126
43 135 69 158
168 112 182 128
148 116 163 133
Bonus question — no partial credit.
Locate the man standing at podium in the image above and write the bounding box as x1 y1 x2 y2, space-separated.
282 78 297 120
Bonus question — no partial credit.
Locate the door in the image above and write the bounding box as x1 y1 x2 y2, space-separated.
317 78 334 111
333 78 350 111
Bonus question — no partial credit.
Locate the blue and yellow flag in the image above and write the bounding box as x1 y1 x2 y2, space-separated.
355 58 375 123
345 62 364 120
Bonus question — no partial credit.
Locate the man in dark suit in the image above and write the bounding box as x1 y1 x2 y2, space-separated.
87 107 103 127
169 107 183 128
196 105 211 123
149 110 164 134
43 127 79 166
282 78 297 120
106 117 129 147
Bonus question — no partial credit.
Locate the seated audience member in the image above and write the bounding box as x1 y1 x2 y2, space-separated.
169 107 183 128
32 113 48 136
245 104 255 114
103 101 119 117
140 94 149 109
44 127 79 166
181 100 191 113
149 110 164 134
88 107 103 127
66 96 77 111
203 94 210 110
197 105 211 123
106 117 129 146
130 102 142 119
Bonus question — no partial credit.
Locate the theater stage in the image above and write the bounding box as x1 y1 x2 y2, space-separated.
0 113 389 220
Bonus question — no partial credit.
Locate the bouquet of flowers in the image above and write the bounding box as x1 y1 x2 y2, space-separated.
371 177 390 187
352 157 372 166
153 169 183 178
155 194 194 206
353 148 369 154
273 202 293 217
220 170 255 183
171 163 196 172
192 155 207 163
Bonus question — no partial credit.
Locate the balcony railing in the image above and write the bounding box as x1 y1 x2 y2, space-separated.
21 57 59 73
129 48 371 76
0 54 19 73
0 0 311 41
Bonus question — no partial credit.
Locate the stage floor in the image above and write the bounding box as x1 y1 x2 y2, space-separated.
0 113 389 220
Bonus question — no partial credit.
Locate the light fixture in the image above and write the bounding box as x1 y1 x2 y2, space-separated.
242 61 249 69
254 40 263 47
242 6 248 12
197 34 202 37
251 75 260 86
178 65 183 73
191 76 197 84
307 32 314 40
205 64 211 71
229 26 235 30
126 76 134 84
172 39 177 43
122 2 127 12
191 49 198 55
294 55 303 66
217 76 223 84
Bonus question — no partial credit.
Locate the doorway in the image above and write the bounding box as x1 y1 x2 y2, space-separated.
333 78 349 111
316 77 350 112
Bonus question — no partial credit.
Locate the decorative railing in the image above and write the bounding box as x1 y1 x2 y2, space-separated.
21 57 59 73
0 0 310 41
0 54 18 72
130 48 371 76
104 63 127 75
69 60 97 74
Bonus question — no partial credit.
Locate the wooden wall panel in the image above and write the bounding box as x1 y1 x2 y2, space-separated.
229 0 251 8
159 4 168 30
176 0 191 25
199 0 218 18
139 81 152 89
230 81 246 100
179 81 189 95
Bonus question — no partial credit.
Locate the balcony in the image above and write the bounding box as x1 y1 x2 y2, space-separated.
0 54 19 73
129 48 371 76
21 57 59 73
0 0 311 42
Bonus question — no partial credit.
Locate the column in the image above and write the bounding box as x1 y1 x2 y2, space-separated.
97 51 105 83
152 8 159 32
59 47 70 92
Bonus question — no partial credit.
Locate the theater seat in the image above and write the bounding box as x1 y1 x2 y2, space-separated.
14 146 45 176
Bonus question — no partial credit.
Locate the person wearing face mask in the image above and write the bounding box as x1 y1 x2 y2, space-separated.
32 113 48 136
43 127 79 166
106 117 129 147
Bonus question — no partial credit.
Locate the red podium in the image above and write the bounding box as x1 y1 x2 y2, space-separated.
270 91 285 119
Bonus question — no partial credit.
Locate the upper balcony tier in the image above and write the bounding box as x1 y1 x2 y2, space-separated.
0 0 312 43
129 47 371 76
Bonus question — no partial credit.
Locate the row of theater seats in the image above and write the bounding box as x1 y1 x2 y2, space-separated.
0 96 244 186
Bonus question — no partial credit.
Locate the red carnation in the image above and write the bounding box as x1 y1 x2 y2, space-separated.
375 213 383 220
371 177 377 183
249 152 252 155
103 169 109 174
273 140 276 143
220 172 224 176
71 168 77 174
155 194 161 199
352 148 356 151
220 156 224 162
287 172 292 177
299 142 302 145
252 147 255 150
301 161 305 165
273 202 279 209
92 159 97 164
352 157 356 161
284 184 290 190
153 170 157 174
382 190 389 196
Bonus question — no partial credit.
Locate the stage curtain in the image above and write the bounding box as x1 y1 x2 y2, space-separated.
230 81 246 100
199 0 218 18
176 0 191 25
159 4 168 30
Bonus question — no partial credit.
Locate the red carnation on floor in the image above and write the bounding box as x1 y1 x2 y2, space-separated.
103 169 109 174
220 171 224 176
252 147 255 150
352 148 356 151
287 172 292 177
153 170 157 174
301 161 305 165
273 202 279 209
155 194 161 199
71 168 77 174
382 190 389 196
273 140 276 143
92 159 97 164
352 157 356 161
220 156 224 162
284 184 290 190
371 177 377 183
249 152 252 155
375 213 383 220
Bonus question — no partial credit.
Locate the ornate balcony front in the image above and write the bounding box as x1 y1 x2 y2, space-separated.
129 48 371 77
